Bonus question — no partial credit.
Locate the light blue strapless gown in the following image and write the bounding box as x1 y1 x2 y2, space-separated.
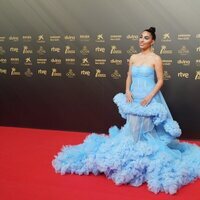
52 65 200 194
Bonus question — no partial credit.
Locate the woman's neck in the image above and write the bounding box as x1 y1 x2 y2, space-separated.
140 48 152 55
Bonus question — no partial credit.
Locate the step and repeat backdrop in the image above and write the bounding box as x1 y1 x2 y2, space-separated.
0 0 199 138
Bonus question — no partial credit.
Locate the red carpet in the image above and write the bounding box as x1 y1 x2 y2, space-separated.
0 126 200 200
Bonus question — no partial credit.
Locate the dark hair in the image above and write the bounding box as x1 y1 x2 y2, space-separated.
144 27 156 40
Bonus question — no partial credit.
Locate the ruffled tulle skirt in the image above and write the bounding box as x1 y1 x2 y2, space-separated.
52 93 200 194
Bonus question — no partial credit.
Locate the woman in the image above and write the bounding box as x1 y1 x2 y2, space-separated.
52 27 200 194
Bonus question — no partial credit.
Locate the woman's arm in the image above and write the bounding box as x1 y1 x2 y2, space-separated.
140 55 164 106
149 55 164 97
125 54 135 102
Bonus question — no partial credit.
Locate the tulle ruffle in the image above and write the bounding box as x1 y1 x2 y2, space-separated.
113 93 168 125
113 93 182 138
52 124 200 194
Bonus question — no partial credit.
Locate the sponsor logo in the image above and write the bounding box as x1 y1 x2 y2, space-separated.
38 69 48 75
95 59 106 65
22 35 32 42
126 34 138 40
162 60 173 66
50 36 61 42
110 59 122 65
9 36 19 42
80 35 90 41
0 36 6 42
65 58 75 65
25 68 33 77
80 46 90 55
161 33 172 42
178 34 191 40
23 46 33 54
178 45 189 55
37 58 47 64
160 45 173 54
195 71 200 80
0 46 6 55
65 46 75 54
178 72 189 78
51 58 62 64
10 58 19 64
81 70 90 76
11 67 20 76
37 46 46 56
196 46 200 52
127 46 137 55
66 69 76 78
0 68 7 74
51 47 61 53
163 71 171 80
81 58 90 66
24 57 33 66
95 47 105 53
177 59 190 66
10 47 19 53
51 68 62 77
110 35 122 41
95 34 105 42
110 45 122 54
111 70 121 79
95 69 106 78
195 60 200 66
0 58 7 64
64 35 76 41
37 35 45 43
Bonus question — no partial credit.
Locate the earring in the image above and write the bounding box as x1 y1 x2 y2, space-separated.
151 45 154 52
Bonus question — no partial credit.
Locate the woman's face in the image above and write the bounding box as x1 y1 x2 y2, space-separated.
139 31 154 50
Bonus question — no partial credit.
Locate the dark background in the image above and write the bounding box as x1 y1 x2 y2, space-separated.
0 0 199 139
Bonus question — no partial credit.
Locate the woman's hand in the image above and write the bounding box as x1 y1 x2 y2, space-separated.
140 95 152 106
126 90 133 103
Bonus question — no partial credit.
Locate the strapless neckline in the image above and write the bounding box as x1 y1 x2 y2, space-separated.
131 64 155 70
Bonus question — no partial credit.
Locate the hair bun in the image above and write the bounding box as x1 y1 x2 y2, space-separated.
149 27 156 33
143 27 156 40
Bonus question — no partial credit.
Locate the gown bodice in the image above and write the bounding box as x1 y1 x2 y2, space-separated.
131 64 155 79
130 65 156 102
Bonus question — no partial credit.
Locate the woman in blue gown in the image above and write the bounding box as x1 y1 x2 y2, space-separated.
52 27 200 194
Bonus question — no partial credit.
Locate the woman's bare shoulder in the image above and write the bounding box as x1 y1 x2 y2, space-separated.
129 53 140 67
152 53 162 60
130 53 140 61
